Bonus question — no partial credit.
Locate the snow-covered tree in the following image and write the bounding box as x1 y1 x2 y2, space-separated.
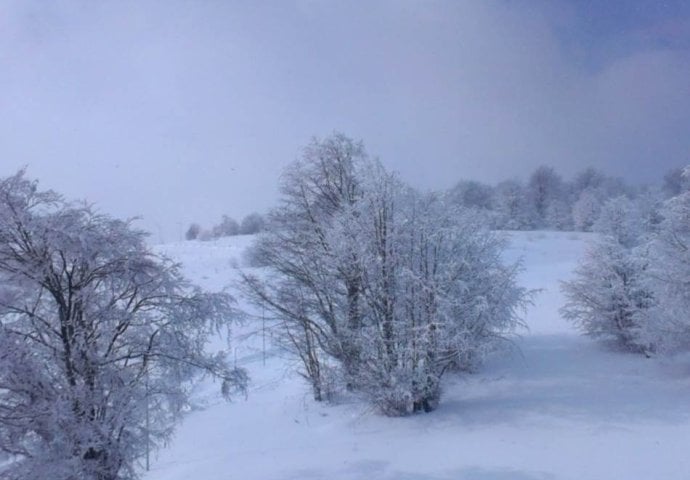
641 181 690 351
545 198 574 231
629 188 664 234
239 213 265 235
448 180 494 211
593 196 645 248
211 215 240 238
345 183 528 414
572 188 604 232
242 134 528 415
527 165 565 229
0 172 246 480
567 168 634 232
661 166 690 198
185 222 201 240
561 196 653 353
571 167 607 195
447 180 497 228
570 168 629 202
492 180 534 230
241 133 368 401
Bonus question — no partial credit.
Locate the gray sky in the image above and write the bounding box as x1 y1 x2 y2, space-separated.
1 0 689 241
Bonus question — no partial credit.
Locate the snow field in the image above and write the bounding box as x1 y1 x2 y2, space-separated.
148 232 690 480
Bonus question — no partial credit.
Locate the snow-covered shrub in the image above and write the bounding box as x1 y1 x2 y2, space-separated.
242 134 528 415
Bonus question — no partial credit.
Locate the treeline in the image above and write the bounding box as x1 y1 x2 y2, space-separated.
194 165 688 243
185 212 265 241
448 165 687 232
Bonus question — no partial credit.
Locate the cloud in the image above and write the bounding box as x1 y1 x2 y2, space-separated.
0 1 688 240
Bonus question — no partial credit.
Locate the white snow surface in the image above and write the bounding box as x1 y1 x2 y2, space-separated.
147 232 690 480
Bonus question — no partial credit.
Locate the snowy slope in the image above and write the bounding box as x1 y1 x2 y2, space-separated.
147 232 690 480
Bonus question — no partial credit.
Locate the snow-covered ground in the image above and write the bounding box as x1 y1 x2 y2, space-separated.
148 232 690 480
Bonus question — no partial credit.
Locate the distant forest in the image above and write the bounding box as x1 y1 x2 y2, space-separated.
189 163 688 241
445 164 686 232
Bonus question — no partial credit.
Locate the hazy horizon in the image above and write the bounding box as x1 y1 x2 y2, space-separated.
2 0 689 241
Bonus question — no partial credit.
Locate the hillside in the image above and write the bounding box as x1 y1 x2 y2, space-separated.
147 232 690 480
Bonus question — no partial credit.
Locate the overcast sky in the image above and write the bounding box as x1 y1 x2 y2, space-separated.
1 0 689 241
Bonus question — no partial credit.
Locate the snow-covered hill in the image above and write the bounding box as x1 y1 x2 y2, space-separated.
147 232 690 480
